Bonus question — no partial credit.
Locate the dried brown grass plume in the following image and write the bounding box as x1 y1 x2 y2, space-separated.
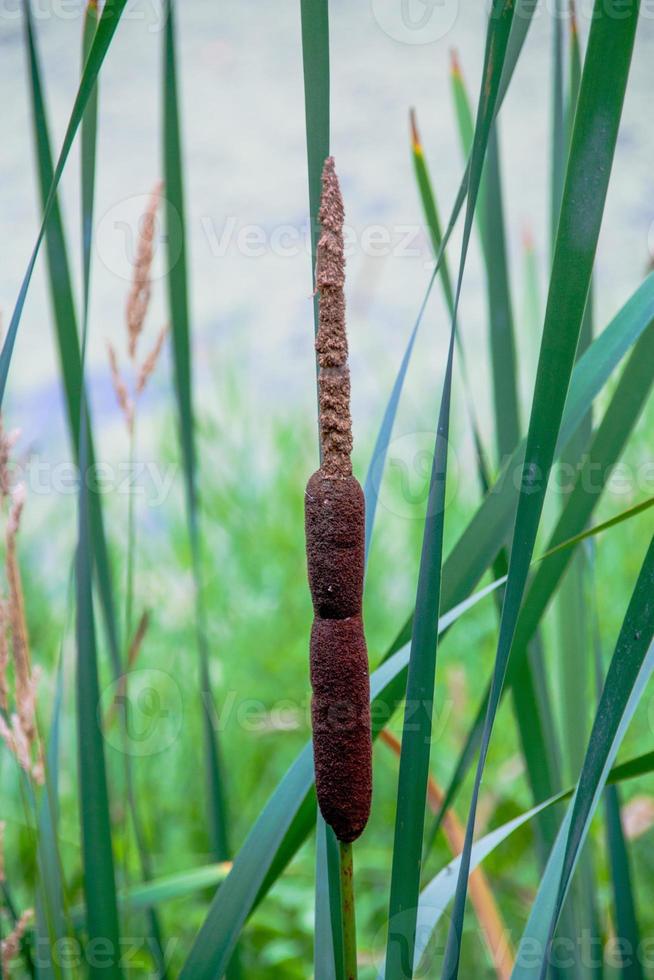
108 182 169 432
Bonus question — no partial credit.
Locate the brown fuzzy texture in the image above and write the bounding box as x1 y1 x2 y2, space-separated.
310 616 372 843
316 157 352 478
305 471 364 620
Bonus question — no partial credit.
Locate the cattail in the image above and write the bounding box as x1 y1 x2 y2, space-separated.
305 157 372 844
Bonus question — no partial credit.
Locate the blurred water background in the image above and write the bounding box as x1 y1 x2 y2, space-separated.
1 0 653 487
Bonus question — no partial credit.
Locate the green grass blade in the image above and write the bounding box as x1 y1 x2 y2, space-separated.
567 5 583 146
522 227 542 337
300 0 329 337
513 538 654 977
162 0 230 867
314 815 344 980
81 0 99 327
410 109 491 495
449 51 487 246
484 121 520 457
551 0 566 253
0 0 128 409
385 7 516 976
498 3 537 103
556 11 597 955
450 55 520 459
23 0 121 678
443 7 640 972
593 601 644 980
76 412 122 978
603 784 643 980
542 495 654 561
35 574 76 978
556 0 593 783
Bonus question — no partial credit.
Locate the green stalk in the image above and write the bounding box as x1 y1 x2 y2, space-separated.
339 842 357 980
124 420 137 651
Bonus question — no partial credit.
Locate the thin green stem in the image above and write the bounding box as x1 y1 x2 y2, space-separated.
339 841 357 980
124 417 137 651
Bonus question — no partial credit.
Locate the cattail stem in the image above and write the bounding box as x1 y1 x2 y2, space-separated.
339 841 358 980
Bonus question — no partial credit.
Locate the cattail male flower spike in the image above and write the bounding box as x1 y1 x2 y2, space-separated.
305 158 372 843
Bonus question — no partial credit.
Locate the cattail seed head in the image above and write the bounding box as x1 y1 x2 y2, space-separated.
315 157 352 479
305 471 364 620
305 157 372 843
310 615 372 843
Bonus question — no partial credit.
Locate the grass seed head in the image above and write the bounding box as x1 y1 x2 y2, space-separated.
126 181 162 361
1 909 33 979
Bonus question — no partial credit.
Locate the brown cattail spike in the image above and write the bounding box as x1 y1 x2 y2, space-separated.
305 157 372 844
316 157 352 478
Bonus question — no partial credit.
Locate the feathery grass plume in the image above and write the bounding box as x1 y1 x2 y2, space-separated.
305 157 372 843
0 425 13 502
126 181 162 360
1 909 33 979
107 340 134 432
136 324 168 396
6 486 31 727
107 184 168 431
0 600 8 713
0 454 43 784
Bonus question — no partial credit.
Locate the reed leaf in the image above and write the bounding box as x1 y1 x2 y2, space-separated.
162 0 231 867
